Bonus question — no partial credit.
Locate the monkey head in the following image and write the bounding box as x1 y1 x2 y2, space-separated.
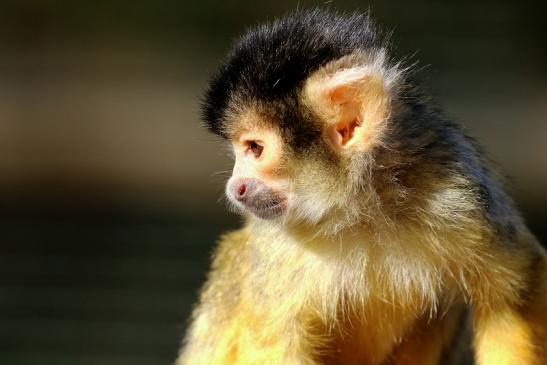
201 10 465 234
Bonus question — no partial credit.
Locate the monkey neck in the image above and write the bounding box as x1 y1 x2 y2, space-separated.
244 217 449 326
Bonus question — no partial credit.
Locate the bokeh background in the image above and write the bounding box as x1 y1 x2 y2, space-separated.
1 1 546 364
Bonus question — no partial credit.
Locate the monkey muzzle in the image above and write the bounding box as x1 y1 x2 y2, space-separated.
227 178 287 219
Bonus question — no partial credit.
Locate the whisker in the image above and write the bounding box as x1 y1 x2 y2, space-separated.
211 170 232 177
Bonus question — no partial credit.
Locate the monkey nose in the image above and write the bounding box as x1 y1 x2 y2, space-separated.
230 178 257 203
237 184 247 198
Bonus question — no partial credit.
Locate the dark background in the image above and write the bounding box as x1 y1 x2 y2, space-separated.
0 1 546 364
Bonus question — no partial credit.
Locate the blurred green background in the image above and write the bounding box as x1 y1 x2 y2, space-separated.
0 1 545 364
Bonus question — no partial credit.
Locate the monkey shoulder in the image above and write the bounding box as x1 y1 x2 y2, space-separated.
210 228 252 269
196 228 252 308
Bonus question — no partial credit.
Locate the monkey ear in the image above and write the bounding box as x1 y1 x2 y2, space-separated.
303 57 394 151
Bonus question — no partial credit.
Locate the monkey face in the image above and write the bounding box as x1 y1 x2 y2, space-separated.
221 50 399 228
225 127 290 220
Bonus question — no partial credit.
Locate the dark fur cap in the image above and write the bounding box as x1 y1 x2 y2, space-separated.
201 9 383 138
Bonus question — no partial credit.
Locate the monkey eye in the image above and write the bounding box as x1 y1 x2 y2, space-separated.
247 141 264 158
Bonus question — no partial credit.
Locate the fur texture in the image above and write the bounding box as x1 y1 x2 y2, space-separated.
178 9 547 365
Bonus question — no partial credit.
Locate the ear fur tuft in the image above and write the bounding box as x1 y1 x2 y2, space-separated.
303 51 400 151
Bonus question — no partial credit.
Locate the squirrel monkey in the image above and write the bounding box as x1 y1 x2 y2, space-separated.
176 9 547 365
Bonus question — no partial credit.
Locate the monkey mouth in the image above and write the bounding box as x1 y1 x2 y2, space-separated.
248 199 287 220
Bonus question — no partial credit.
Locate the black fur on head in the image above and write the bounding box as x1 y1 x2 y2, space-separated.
201 9 386 140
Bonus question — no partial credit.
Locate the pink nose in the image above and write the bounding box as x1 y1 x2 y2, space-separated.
230 178 258 203
237 184 247 197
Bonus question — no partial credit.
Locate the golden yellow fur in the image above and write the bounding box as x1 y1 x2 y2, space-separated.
178 217 546 364
178 40 547 365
